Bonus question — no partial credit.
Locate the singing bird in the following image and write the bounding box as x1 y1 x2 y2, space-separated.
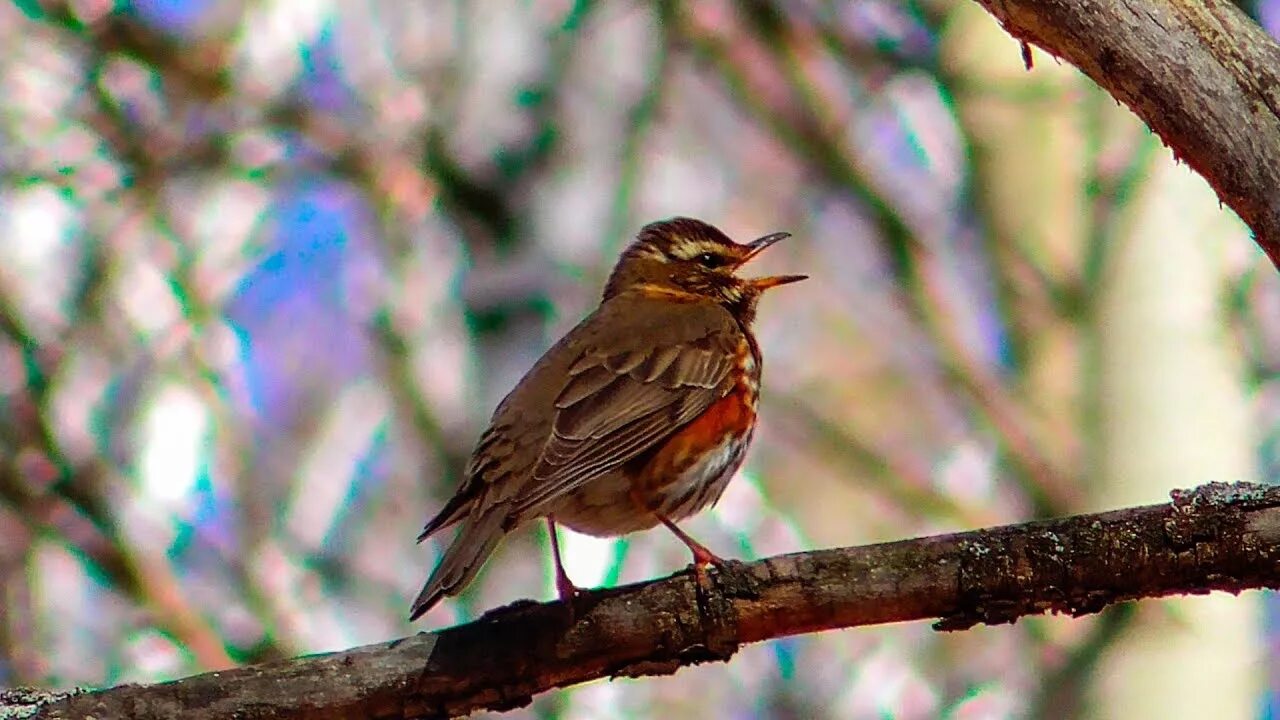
410 217 805 620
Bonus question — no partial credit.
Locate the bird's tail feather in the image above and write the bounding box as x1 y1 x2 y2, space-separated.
409 509 507 621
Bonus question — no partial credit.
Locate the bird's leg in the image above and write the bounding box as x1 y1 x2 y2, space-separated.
546 517 584 603
628 488 728 585
654 512 730 588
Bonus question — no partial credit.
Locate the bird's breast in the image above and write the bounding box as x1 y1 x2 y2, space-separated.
634 352 760 519
548 331 763 537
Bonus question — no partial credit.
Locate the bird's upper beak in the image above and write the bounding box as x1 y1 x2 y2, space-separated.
741 231 807 290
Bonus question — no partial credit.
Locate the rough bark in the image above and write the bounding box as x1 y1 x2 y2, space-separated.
10 481 1280 720
970 0 1280 268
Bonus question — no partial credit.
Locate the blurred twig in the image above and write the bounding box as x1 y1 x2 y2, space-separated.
602 0 674 256
1026 604 1137 719
424 0 597 252
771 393 993 528
1079 96 1162 294
919 295 1081 514
675 3 917 264
368 312 469 491
0 278 237 671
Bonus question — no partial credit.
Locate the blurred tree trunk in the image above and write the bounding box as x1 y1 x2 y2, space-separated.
944 3 1266 715
942 4 1087 487
1089 150 1262 717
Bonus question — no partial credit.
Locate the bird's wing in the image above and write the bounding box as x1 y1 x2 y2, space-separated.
416 422 518 540
511 298 743 514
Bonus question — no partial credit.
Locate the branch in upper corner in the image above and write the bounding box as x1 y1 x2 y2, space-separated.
19 481 1280 720
971 0 1280 268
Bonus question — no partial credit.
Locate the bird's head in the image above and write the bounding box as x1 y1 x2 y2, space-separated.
603 217 806 322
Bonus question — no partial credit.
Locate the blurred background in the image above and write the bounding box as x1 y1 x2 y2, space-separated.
2 0 1279 718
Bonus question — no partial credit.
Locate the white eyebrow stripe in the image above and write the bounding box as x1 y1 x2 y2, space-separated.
672 239 730 259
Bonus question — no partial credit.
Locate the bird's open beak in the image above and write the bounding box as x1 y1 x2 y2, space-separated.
744 231 792 259
742 231 807 290
750 273 808 290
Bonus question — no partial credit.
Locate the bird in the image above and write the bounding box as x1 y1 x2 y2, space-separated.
410 217 805 621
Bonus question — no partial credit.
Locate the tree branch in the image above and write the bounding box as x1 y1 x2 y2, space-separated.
968 0 1280 267
18 481 1280 719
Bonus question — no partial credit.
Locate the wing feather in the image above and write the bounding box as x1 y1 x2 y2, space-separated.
555 364 618 409
517 390 716 511
514 305 743 514
637 345 683 382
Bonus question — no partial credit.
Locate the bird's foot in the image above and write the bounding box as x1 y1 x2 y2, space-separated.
556 572 586 604
655 512 730 579
554 567 588 625
689 543 730 570
689 542 741 597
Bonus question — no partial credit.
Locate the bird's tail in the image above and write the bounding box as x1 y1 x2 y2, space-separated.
409 509 507 621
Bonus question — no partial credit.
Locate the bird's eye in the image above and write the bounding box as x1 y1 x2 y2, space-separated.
696 253 724 268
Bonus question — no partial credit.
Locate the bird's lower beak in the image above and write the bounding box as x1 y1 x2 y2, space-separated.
749 274 808 290
742 231 806 290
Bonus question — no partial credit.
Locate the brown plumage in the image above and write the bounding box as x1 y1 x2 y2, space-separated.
410 217 805 620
